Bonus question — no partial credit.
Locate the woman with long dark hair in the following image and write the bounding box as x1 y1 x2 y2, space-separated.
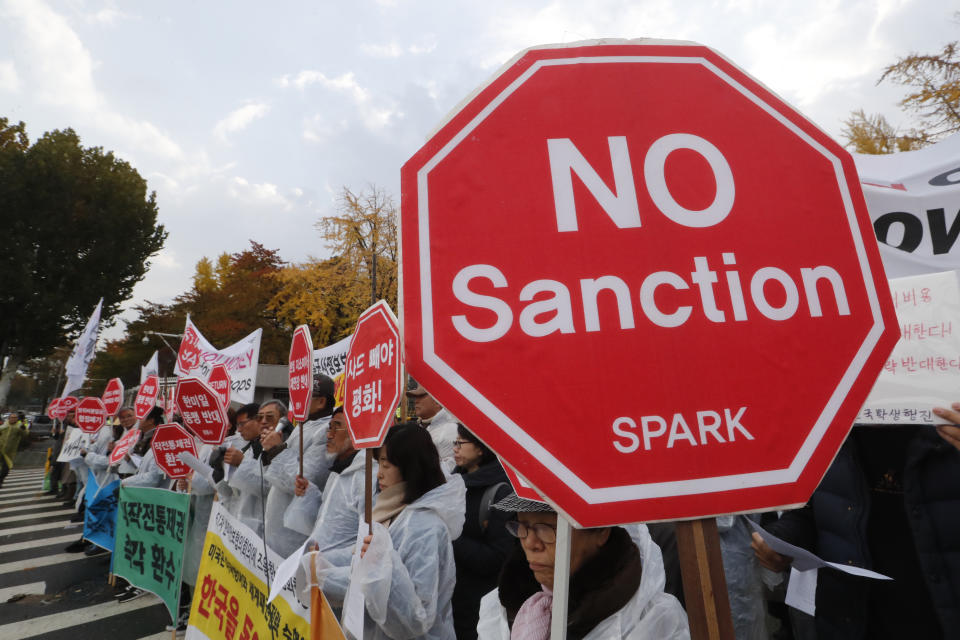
348 422 466 639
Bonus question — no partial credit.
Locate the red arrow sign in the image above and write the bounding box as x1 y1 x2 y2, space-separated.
288 325 314 422
151 423 199 479
134 375 160 420
401 41 899 527
207 364 232 410
175 377 230 444
101 378 124 417
109 428 141 465
343 301 402 448
75 397 107 434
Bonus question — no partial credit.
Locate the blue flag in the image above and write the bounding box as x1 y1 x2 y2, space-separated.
83 469 120 552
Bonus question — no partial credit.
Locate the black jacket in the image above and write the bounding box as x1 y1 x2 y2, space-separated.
451 461 514 640
768 427 960 639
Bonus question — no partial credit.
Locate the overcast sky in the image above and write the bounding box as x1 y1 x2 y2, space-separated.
1 0 955 341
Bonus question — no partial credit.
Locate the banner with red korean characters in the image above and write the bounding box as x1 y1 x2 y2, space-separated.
857 270 960 425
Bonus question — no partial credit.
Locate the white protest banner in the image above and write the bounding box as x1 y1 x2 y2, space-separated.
313 334 351 407
140 351 159 385
56 427 88 463
175 316 261 405
855 132 960 279
186 501 309 640
857 270 960 425
313 334 350 377
61 298 103 397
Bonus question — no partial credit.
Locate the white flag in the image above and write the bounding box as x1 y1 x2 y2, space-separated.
175 315 262 404
140 350 159 384
61 298 103 397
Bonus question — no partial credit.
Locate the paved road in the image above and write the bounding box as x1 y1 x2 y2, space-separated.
0 441 174 640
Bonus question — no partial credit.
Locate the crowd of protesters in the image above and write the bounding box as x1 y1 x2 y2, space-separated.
24 373 960 640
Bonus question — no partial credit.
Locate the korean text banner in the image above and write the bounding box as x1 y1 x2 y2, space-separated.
175 316 262 405
83 470 119 551
113 486 190 621
857 270 960 424
186 501 310 640
854 132 960 279
313 334 351 407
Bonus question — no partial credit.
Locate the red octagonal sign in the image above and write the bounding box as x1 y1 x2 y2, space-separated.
102 378 124 417
401 40 899 527
344 301 402 448
75 397 107 434
175 377 230 444
207 364 232 411
152 423 199 479
289 325 314 422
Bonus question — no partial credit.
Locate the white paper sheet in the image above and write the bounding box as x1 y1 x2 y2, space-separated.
267 541 307 605
785 566 818 615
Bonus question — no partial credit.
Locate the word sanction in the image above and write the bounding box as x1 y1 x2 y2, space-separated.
451 253 851 342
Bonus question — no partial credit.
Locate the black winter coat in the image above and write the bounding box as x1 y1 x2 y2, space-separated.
768 427 960 639
451 461 514 640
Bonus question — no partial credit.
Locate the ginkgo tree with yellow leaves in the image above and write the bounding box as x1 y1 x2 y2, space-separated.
269 185 399 345
845 40 960 153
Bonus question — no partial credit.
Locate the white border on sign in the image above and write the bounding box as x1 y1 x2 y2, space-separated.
416 54 887 504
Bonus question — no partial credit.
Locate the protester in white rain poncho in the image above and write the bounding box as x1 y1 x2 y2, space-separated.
261 375 336 557
86 407 135 484
292 406 369 604
407 382 460 471
224 403 270 536
477 494 689 640
77 421 117 486
211 404 258 521
301 423 465 639
121 407 167 489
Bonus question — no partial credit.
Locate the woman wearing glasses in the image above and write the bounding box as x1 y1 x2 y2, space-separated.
477 495 689 639
451 425 515 640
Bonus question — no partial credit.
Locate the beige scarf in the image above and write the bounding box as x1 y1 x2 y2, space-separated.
372 482 407 526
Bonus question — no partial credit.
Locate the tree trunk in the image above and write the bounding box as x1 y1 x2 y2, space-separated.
0 355 22 409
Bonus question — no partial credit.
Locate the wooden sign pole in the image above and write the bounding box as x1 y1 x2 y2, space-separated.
676 518 735 640
297 420 303 477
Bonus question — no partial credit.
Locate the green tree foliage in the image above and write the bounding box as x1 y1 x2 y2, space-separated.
90 241 289 385
0 119 167 368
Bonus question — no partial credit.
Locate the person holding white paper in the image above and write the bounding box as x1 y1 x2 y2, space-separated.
752 418 960 640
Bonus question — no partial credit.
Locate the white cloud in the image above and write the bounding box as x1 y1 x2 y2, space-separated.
360 38 437 58
278 70 401 132
2 0 101 110
228 176 293 211
0 60 18 92
151 249 180 269
86 6 126 26
213 102 270 142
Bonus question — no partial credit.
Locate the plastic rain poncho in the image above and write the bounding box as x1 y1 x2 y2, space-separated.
423 408 459 470
282 433 339 539
477 523 690 640
717 515 768 640
227 444 268 538
183 443 217 586
213 434 244 515
302 451 372 568
81 425 118 486
263 417 332 557
122 447 168 489
303 473 465 640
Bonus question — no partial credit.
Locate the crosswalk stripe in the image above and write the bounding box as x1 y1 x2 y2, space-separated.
0 551 105 573
0 580 45 601
0 501 70 514
0 521 80 537
0 533 80 554
0 508 75 524
0 496 61 508
0 591 160 638
0 481 43 490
